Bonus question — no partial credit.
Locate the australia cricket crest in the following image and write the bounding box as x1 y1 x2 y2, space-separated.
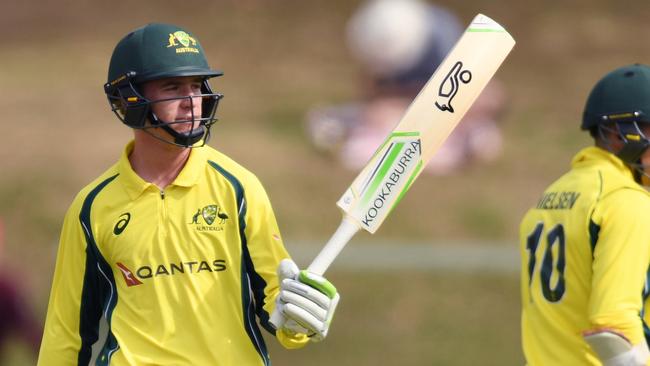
189 204 229 232
202 205 218 225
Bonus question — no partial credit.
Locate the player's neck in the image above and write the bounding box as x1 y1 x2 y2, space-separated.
129 132 191 190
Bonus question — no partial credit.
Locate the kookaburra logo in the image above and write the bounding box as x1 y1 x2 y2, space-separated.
434 61 472 113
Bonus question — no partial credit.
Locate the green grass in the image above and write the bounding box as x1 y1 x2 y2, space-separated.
265 271 522 366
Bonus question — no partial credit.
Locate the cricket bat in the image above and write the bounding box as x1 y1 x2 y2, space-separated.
307 13 515 275
270 13 514 329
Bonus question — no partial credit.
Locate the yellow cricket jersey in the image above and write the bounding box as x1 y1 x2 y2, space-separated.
520 146 650 365
38 142 308 366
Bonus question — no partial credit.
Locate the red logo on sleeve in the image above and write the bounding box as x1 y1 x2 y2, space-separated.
116 262 143 287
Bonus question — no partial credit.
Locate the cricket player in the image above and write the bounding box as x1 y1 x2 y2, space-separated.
520 64 650 365
37 23 339 365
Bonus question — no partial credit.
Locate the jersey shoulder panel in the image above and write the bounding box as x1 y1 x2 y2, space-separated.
598 167 648 199
201 146 266 191
595 185 650 224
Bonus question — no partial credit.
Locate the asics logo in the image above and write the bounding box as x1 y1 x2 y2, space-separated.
113 213 131 235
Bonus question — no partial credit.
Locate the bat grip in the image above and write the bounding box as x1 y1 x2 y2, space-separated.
307 216 361 276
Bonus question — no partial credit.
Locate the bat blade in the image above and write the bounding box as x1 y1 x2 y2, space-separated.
306 14 515 276
338 13 515 234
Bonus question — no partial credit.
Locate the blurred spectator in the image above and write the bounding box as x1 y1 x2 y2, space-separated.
0 219 41 359
306 0 508 175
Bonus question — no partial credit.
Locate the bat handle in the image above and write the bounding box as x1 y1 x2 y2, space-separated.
307 216 361 276
271 216 359 331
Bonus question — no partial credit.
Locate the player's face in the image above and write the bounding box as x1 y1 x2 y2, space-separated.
142 76 204 133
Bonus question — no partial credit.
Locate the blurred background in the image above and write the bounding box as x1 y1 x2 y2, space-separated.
1 0 650 364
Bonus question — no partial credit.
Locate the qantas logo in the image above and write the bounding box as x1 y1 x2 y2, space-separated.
116 262 142 287
115 260 227 286
434 61 472 113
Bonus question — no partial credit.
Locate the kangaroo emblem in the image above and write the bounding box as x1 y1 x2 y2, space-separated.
190 209 201 224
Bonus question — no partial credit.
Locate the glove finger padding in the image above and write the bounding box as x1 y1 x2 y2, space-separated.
283 303 324 335
279 271 339 342
281 288 328 320
281 279 331 312
282 294 340 341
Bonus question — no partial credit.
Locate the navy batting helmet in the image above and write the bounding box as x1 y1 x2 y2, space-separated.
582 64 650 163
104 23 224 147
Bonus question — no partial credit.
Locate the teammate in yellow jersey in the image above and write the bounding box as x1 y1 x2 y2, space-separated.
37 23 339 366
520 64 650 366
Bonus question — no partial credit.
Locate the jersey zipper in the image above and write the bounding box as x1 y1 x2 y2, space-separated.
159 189 168 237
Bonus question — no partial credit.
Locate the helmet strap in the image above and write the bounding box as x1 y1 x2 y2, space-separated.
148 112 207 147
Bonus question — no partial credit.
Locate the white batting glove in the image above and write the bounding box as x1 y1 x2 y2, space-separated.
584 331 650 366
271 259 340 342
